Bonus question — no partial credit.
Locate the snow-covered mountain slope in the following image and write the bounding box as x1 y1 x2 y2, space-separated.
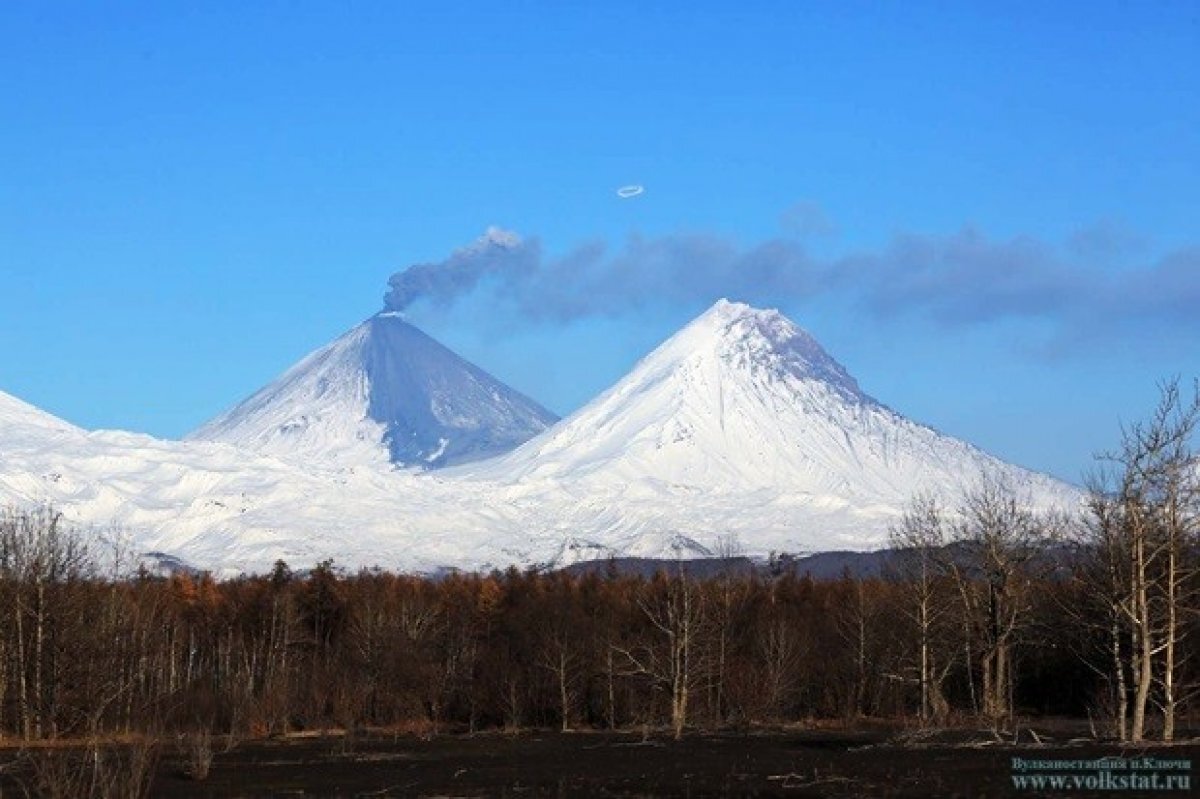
0 389 82 436
188 312 557 469
458 300 1076 515
0 390 87 499
0 399 537 576
0 300 1082 575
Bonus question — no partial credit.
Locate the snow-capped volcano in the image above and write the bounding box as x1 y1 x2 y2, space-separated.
463 300 1074 511
188 312 558 469
1 300 1080 574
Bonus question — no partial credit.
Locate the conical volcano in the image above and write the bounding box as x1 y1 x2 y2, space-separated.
188 313 558 469
467 299 1074 512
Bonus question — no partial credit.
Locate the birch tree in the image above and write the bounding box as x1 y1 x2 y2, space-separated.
945 477 1048 727
615 569 710 739
889 494 954 725
1090 379 1200 741
0 505 92 739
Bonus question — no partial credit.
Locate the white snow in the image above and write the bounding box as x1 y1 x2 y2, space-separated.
0 301 1083 575
457 301 1073 501
0 389 82 436
187 313 557 469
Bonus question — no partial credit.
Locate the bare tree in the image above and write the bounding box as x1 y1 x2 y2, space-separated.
0 505 93 739
758 616 802 719
1144 384 1200 741
1071 480 1134 739
528 573 589 731
943 476 1048 727
709 534 749 725
889 494 954 725
615 568 710 740
833 575 874 718
1089 379 1200 741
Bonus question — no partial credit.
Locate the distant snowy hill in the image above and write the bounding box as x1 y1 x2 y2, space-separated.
188 312 557 469
0 390 85 501
0 301 1082 574
0 389 81 438
0 389 529 575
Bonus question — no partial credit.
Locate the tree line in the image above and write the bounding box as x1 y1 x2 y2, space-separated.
0 381 1195 744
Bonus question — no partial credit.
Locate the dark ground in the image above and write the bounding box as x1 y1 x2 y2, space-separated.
1 724 1197 798
559 542 1079 582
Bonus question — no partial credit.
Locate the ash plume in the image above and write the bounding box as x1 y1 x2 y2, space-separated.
383 227 537 312
382 219 1200 356
383 227 816 320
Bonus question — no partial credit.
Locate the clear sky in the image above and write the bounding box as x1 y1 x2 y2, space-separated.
1 1 1197 484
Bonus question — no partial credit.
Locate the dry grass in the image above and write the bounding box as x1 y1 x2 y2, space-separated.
22 739 158 799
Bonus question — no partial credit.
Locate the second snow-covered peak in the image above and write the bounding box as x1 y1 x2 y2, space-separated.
461 299 1069 517
663 299 867 404
457 299 885 486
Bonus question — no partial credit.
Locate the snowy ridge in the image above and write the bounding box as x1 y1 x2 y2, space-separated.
0 389 82 436
0 389 89 505
188 313 558 469
0 301 1082 574
0 424 534 576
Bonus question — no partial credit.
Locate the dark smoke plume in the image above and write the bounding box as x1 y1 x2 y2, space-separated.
381 222 1200 354
383 227 816 320
384 227 537 312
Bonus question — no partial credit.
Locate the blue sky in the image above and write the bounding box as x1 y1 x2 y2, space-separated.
1 1 1197 483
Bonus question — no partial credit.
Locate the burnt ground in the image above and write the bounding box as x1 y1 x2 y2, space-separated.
1 724 1197 798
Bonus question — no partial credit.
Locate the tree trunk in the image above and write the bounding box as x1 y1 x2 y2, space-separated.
557 651 570 732
854 582 867 718
919 597 930 725
958 591 978 718
1130 533 1152 743
1162 530 1178 742
15 599 30 740
0 636 7 734
672 683 688 741
33 578 44 739
1110 608 1127 741
981 650 995 720
606 648 616 730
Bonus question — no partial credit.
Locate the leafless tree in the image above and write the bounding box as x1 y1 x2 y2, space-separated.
834 576 872 718
943 476 1049 727
758 617 802 719
0 505 93 739
531 574 584 731
615 568 710 740
1088 379 1200 741
889 494 954 725
1070 479 1134 738
709 534 749 724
